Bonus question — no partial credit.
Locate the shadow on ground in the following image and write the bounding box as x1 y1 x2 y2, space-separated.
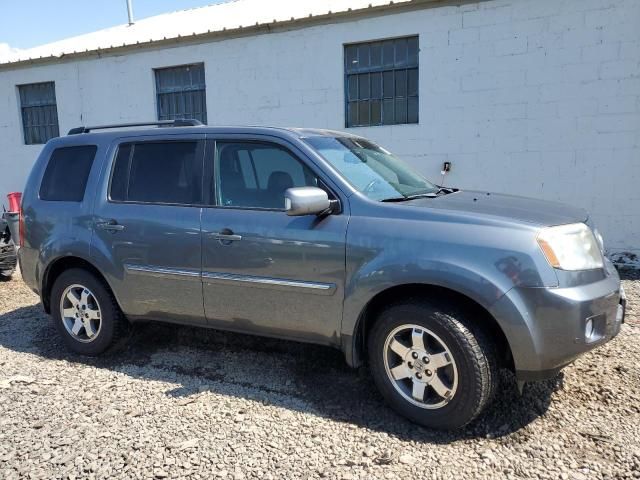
0 302 561 444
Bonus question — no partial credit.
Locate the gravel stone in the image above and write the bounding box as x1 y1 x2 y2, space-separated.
0 269 639 479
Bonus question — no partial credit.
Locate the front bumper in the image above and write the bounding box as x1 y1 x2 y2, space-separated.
490 261 624 381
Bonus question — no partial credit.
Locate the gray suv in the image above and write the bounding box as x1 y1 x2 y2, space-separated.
19 120 625 430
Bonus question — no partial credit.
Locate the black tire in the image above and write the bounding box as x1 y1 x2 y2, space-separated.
368 299 498 430
51 268 127 355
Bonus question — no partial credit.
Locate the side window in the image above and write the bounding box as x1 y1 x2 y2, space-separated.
18 81 60 145
40 145 97 201
215 142 317 209
110 141 201 205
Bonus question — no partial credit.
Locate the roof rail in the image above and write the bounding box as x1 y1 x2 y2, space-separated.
67 119 203 135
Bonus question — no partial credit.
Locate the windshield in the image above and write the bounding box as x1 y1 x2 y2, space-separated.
304 136 438 201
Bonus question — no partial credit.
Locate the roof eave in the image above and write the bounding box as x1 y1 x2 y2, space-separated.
0 0 451 70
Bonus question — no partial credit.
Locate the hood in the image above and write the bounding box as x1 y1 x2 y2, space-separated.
406 190 588 227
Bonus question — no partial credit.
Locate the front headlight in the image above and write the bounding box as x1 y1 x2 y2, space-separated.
537 223 604 271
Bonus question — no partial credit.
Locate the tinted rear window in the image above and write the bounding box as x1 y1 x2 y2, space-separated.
110 141 201 205
39 145 97 201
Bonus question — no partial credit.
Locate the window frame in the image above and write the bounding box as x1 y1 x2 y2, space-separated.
344 36 419 128
18 81 60 145
107 137 206 207
38 144 98 202
207 138 341 213
154 63 208 125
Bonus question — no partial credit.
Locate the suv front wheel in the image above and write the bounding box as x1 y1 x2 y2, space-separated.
368 299 497 430
51 269 127 355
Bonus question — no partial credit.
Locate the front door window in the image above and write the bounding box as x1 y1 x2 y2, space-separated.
215 142 318 209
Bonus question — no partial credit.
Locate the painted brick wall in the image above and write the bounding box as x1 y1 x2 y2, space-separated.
0 0 638 256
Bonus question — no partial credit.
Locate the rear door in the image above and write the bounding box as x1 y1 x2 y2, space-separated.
91 134 206 325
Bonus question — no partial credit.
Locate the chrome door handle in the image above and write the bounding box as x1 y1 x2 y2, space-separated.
96 220 125 232
212 228 242 242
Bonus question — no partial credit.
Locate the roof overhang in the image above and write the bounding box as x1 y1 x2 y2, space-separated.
0 0 465 71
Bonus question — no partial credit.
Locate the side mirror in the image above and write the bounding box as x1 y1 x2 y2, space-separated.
284 187 331 216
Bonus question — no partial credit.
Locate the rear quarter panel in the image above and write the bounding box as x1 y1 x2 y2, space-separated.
19 138 108 296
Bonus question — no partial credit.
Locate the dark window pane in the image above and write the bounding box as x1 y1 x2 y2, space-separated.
358 73 370 100
408 37 419 66
110 144 131 201
383 99 394 125
347 75 358 101
395 70 408 97
383 71 394 98
394 38 408 67
344 37 418 127
357 44 370 70
345 45 358 72
408 68 419 97
40 146 97 202
371 72 382 99
371 100 382 125
408 97 419 124
155 64 207 123
127 142 200 204
216 143 317 209
19 81 59 145
370 43 382 67
348 102 358 127
382 40 395 67
395 98 408 124
358 101 370 126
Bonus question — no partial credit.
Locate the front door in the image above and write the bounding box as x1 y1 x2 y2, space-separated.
91 135 206 325
201 138 348 343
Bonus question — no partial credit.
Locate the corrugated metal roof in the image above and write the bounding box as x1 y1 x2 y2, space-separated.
0 0 424 67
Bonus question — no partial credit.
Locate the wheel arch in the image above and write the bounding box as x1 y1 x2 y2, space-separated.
346 283 514 372
41 255 120 314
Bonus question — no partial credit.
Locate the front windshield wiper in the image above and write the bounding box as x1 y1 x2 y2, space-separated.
381 193 437 202
380 187 457 202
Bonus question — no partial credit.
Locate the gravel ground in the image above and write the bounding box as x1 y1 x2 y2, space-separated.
0 270 639 480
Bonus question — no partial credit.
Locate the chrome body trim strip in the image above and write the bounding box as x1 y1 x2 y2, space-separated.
202 271 336 295
124 263 201 281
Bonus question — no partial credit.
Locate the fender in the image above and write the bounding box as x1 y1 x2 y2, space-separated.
341 256 518 365
39 242 122 314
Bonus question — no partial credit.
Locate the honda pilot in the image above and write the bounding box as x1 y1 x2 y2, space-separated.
18 120 626 429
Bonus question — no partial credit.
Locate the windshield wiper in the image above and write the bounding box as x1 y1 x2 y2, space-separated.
380 193 438 202
381 187 459 202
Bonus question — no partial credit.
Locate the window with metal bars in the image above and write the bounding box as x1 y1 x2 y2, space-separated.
18 82 60 145
344 36 419 128
154 63 207 124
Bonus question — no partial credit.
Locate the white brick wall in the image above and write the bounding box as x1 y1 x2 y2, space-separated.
1 0 639 256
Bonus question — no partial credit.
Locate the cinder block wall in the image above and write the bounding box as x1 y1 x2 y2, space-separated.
0 0 638 257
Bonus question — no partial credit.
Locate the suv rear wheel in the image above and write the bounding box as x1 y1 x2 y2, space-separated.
51 269 127 355
368 299 497 430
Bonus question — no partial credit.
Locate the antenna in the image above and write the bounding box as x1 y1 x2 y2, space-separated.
126 0 134 25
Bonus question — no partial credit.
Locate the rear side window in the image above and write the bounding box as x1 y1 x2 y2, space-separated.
110 141 201 205
39 145 97 201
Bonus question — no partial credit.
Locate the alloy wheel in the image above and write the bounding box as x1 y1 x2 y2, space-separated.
59 284 102 343
383 324 458 409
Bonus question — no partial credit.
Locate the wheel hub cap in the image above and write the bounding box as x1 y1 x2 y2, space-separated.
383 325 458 409
60 284 102 343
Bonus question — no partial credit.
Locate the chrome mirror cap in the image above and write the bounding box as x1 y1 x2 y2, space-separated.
284 187 330 216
